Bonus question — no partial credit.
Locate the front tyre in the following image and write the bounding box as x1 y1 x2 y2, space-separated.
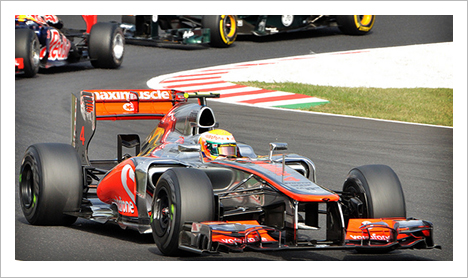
202 15 237 48
336 15 375 35
19 143 83 225
89 22 125 68
151 168 215 256
342 164 406 223
15 28 40 77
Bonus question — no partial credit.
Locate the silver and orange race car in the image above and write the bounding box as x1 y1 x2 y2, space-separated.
15 15 124 77
19 89 440 256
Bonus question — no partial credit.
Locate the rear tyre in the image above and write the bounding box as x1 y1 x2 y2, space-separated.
151 168 215 256
342 164 406 224
89 22 125 68
336 15 375 35
202 15 237 48
19 143 83 225
15 28 40 77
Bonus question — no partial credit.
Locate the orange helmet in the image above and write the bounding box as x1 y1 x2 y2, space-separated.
199 129 237 160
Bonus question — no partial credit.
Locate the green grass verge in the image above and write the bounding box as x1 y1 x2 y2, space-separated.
236 81 453 127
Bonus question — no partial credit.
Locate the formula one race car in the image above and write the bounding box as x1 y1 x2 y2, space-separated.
19 89 439 256
15 15 124 77
236 15 375 37
120 15 236 48
120 15 374 49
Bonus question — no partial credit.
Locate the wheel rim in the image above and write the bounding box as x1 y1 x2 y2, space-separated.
112 33 124 60
30 38 40 68
343 182 369 219
153 187 173 237
358 15 373 26
20 163 35 209
220 15 236 44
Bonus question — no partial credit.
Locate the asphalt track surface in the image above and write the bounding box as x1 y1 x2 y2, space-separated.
10 14 457 275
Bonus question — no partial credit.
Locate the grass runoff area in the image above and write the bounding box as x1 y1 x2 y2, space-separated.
237 81 453 127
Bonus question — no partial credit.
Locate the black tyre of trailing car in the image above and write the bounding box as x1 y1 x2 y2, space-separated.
15 28 40 77
202 15 238 48
342 164 406 223
88 22 125 68
151 168 215 256
19 143 83 225
336 15 375 35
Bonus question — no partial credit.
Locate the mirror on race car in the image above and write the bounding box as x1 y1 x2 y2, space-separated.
269 142 288 161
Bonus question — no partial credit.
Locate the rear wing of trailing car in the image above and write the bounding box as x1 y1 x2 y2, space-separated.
71 89 219 164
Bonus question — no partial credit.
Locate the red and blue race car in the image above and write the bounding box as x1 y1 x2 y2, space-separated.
19 89 439 256
15 15 124 77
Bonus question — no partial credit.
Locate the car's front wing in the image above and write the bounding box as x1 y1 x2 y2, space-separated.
179 218 440 254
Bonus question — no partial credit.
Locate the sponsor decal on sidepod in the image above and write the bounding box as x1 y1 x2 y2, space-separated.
116 164 136 214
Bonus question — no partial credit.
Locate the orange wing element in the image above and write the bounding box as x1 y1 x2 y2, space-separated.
345 218 402 243
195 220 279 247
81 89 184 121
344 218 437 249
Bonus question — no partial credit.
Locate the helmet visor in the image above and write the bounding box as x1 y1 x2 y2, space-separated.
217 143 237 157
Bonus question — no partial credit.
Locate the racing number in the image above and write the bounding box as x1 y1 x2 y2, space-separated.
80 126 85 145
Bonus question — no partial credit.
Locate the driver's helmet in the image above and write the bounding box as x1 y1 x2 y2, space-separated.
199 129 237 160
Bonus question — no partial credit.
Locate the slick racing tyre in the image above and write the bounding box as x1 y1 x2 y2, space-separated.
151 168 215 256
336 15 375 35
202 15 237 48
89 22 125 68
19 143 83 225
342 164 406 223
15 28 40 77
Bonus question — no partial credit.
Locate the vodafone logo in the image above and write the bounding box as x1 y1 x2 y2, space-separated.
220 236 264 244
115 196 134 214
349 234 391 241
117 164 136 214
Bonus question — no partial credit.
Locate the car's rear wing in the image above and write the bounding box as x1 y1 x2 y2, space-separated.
71 89 219 164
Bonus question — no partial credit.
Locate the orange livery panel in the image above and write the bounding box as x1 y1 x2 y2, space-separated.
97 159 138 217
82 89 181 120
